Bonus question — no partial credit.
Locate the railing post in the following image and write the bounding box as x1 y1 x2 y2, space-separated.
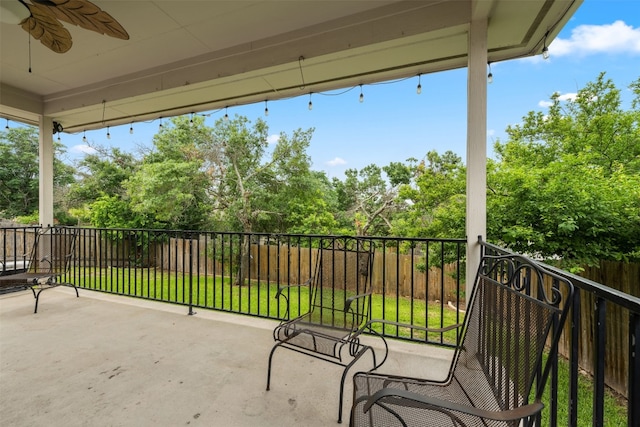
629 312 640 427
569 289 581 427
188 236 195 316
593 297 606 427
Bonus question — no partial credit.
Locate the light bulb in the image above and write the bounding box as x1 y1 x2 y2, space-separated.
264 101 269 116
82 131 87 143
542 46 549 60
106 126 111 139
308 100 313 110
359 92 364 103
487 72 493 84
129 124 134 134
224 107 229 121
416 83 422 95
4 119 9 130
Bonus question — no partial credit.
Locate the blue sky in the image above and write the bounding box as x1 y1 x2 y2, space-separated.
62 0 640 179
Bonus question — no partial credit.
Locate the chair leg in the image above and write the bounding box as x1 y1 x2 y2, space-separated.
266 341 284 391
34 288 44 314
338 346 376 424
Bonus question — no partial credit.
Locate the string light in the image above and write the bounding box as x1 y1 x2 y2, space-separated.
129 123 134 134
359 84 364 103
190 113 194 126
264 100 269 116
82 130 87 143
416 74 422 95
106 126 111 139
57 134 61 141
487 62 493 84
4 118 8 130
308 93 313 111
542 31 549 60
224 107 229 121
158 117 163 130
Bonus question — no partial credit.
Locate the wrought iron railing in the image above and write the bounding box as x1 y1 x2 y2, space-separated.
0 225 40 277
1 226 466 346
481 239 639 427
4 226 636 425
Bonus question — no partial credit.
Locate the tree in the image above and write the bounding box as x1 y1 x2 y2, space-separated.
332 162 411 236
0 126 74 221
490 73 640 267
66 145 139 225
391 151 466 239
201 115 323 284
67 146 138 206
123 116 213 230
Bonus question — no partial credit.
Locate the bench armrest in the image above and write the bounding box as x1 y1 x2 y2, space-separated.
363 388 544 422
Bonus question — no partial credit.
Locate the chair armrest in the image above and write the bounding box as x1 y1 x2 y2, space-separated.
275 277 313 299
364 318 463 334
363 388 544 422
344 290 372 313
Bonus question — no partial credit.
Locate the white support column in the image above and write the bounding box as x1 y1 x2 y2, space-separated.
466 17 488 304
38 116 55 227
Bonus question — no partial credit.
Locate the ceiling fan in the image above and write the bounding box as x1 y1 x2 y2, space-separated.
3 0 129 53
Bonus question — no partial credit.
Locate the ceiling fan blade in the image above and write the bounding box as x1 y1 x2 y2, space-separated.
36 0 129 40
21 2 72 53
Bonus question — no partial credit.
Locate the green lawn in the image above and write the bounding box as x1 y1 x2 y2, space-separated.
68 267 627 425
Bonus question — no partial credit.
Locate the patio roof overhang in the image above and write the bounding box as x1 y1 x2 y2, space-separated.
0 0 583 300
1 0 581 133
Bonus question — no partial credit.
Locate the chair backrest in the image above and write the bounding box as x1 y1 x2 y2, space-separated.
28 227 78 275
451 254 574 416
308 237 374 331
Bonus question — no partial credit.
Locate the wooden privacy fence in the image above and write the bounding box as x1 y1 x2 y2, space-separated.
155 239 462 303
560 261 640 399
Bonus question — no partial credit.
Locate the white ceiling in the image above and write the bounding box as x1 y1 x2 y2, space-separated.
0 0 582 133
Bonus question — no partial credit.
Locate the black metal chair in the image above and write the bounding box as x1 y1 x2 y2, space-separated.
350 254 574 427
267 236 385 423
0 227 79 313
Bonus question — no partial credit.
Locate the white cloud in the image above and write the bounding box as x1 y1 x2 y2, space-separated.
557 92 578 102
539 92 578 108
326 157 347 166
551 20 640 57
267 134 279 144
71 144 97 155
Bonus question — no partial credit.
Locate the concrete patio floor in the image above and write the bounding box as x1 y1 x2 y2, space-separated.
1 287 454 427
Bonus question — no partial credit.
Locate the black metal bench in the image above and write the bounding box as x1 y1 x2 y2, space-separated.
266 236 386 423
350 254 574 427
0 227 79 313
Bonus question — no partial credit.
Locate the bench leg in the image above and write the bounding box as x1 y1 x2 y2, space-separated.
31 284 79 314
